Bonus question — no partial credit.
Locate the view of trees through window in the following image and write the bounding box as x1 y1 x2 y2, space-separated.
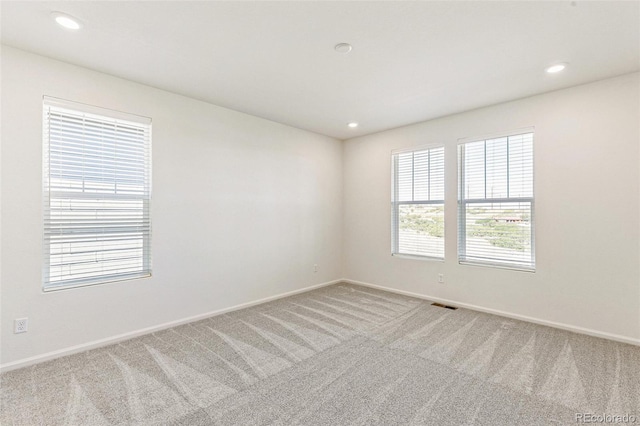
398 204 531 259
392 146 444 259
397 204 444 258
399 205 444 238
466 204 531 252
392 132 533 269
459 132 534 269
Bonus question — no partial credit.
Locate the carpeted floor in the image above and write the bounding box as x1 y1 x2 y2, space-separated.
1 282 639 425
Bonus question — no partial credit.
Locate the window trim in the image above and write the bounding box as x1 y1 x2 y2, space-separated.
391 143 445 260
457 128 535 272
42 96 152 292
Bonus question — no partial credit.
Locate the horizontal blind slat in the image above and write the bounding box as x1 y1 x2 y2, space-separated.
459 133 534 270
393 146 445 258
44 99 152 290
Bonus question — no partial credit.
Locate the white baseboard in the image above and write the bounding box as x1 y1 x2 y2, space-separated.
343 278 640 347
4 277 637 373
0 279 341 373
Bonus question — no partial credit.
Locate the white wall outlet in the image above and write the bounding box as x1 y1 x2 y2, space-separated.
313 264 318 273
14 318 28 334
438 274 444 284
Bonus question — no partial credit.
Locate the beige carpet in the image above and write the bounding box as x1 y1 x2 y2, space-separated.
1 282 639 425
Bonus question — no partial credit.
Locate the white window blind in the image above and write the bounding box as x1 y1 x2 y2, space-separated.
458 131 534 270
43 97 152 291
392 146 445 259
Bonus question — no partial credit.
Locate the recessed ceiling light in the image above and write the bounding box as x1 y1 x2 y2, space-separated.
335 43 353 54
347 122 358 128
52 12 82 30
545 63 567 74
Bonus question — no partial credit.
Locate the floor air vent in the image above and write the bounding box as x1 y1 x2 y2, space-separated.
431 302 458 310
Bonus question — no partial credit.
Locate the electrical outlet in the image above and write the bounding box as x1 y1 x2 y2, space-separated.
313 264 318 273
438 274 444 284
14 318 28 334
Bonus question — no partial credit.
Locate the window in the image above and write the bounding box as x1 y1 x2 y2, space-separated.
43 97 152 291
392 146 445 259
458 131 534 270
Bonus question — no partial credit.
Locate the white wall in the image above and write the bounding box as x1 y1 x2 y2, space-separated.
0 47 343 366
343 73 640 342
2 47 638 369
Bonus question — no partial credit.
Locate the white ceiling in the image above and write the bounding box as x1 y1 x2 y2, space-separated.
2 1 639 139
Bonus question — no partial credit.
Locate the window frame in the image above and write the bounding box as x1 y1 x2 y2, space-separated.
42 96 152 291
391 144 445 261
457 128 535 271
